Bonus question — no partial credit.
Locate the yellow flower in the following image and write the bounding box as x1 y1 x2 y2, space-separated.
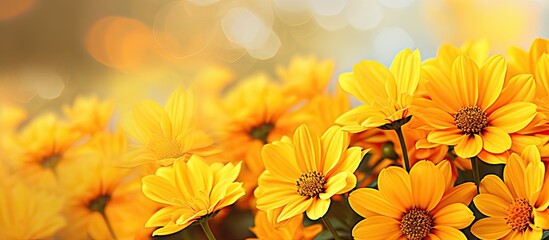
507 38 549 78
349 160 476 240
255 125 366 223
248 211 323 240
58 130 157 239
122 87 217 167
471 145 549 239
415 54 537 163
277 55 335 100
336 49 421 132
423 40 489 78
142 155 245 236
0 179 65 239
63 96 114 135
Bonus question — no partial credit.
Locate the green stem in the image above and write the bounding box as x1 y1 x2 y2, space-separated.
471 156 480 192
100 211 117 240
199 220 217 240
321 216 341 240
394 126 411 172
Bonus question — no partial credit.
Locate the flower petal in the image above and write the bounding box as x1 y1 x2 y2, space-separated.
504 154 527 198
481 126 511 154
432 203 474 229
470 217 511 240
305 198 330 220
451 55 479 107
321 125 347 174
378 166 413 213
293 125 321 171
348 188 403 219
488 102 537 133
473 194 509 218
454 134 482 158
427 128 465 146
352 216 402 240
320 171 356 199
409 161 445 211
478 55 505 110
277 196 312 223
433 182 477 213
479 175 513 203
431 225 468 240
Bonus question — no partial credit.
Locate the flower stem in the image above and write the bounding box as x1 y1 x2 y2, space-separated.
321 216 341 240
394 126 411 172
100 211 117 240
471 156 480 192
199 220 217 240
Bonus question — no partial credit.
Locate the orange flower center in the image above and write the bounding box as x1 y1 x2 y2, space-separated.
40 153 62 170
400 208 433 240
88 194 110 213
249 123 274 144
454 106 488 135
296 171 326 198
506 198 533 232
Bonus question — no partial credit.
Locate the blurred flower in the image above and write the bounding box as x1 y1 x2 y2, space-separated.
255 125 366 223
141 155 245 236
0 178 65 239
58 130 157 239
277 56 335 100
63 96 114 136
122 87 217 167
507 38 549 78
415 54 537 163
471 146 549 239
248 211 322 240
336 48 421 132
349 160 475 240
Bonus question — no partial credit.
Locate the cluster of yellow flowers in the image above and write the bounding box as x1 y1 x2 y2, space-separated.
2 38 549 240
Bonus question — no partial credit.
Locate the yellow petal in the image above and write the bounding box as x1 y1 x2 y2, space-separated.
423 65 461 113
145 206 180 227
320 125 347 174
504 154 527 198
409 160 445 211
293 125 321 171
481 127 511 154
479 175 513 203
525 159 545 203
427 128 465 146
305 198 330 220
414 107 455 129
378 166 413 212
390 49 421 96
470 217 511 240
477 55 505 110
473 194 509 218
435 160 453 192
488 102 537 133
152 221 188 236
486 74 536 113
165 88 194 135
352 216 402 240
142 175 179 205
432 203 474 229
454 134 482 158
451 55 479 107
277 197 312 223
431 226 467 240
262 143 301 181
348 188 402 219
328 146 363 176
433 182 477 213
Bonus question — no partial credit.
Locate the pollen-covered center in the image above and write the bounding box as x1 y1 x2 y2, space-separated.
454 106 488 135
400 208 433 240
296 171 326 198
506 198 533 232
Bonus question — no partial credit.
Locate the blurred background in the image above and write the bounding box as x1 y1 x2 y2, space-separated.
1 0 549 113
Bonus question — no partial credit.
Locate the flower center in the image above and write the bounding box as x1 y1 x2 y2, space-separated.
296 171 326 198
506 198 533 232
40 153 62 170
88 194 110 213
400 208 433 240
249 123 274 144
454 106 488 135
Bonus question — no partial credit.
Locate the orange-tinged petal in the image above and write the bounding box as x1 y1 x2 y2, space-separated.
487 74 536 113
348 188 402 219
293 125 321 171
320 171 356 199
277 197 312 222
432 203 474 229
488 102 537 133
504 154 527 198
142 175 179 206
481 127 511 154
478 55 505 110
390 49 421 96
262 143 301 181
473 194 509 218
479 175 513 203
305 198 330 220
352 216 402 240
454 134 482 158
431 225 467 240
534 209 549 229
152 221 187 236
477 149 508 164
328 147 363 176
350 60 391 103
520 145 541 164
423 65 461 113
165 88 193 135
409 161 445 211
451 55 479 107
320 125 347 173
415 107 455 129
427 128 465 146
524 159 544 203
433 183 477 213
470 217 511 240
378 166 413 212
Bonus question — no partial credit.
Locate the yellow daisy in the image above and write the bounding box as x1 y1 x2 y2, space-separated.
277 55 335 100
415 54 537 164
63 96 114 136
336 48 421 133
122 87 217 167
349 160 476 240
248 211 323 240
471 145 549 239
255 124 366 223
58 130 157 239
142 155 245 236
